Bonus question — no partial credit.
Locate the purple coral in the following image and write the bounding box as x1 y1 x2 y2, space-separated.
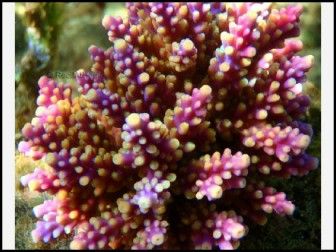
19 2 318 250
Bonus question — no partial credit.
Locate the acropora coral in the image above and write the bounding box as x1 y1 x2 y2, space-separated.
18 2 318 250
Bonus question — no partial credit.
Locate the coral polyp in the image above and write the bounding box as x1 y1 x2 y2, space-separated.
19 2 318 250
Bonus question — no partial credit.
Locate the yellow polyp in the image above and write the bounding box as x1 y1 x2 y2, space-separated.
69 210 79 220
242 154 251 167
234 120 243 128
45 153 56 165
298 135 310 148
261 165 271 174
102 15 111 28
151 233 164 246
268 94 280 103
98 168 107 177
55 115 63 125
146 144 158 154
256 93 265 102
112 153 123 165
184 142 196 152
93 135 100 145
209 185 223 199
239 69 248 76
126 113 141 128
214 175 223 185
305 55 314 66
61 139 70 149
134 156 145 166
256 109 268 120
244 137 255 147
224 46 234 55
272 105 284 114
169 138 180 150
262 203 273 214
57 189 68 200
229 224 245 239
114 39 127 52
178 122 189 135
167 173 177 182
157 26 166 35
255 131 264 139
286 91 295 100
79 176 90 186
274 29 282 38
75 110 86 122
219 62 230 72
70 240 85 250
28 180 40 191
215 102 224 111
152 131 161 139
49 142 57 151
97 240 106 249
138 195 151 210
203 160 212 170
195 191 204 200
46 115 55 123
200 85 212 96
223 119 232 128
37 94 46 105
241 58 251 67
254 190 263 199
145 85 155 97
213 229 222 239
272 162 282 171
182 39 194 51
191 117 202 126
117 199 130 214
50 95 58 104
150 161 159 170
278 153 289 163
221 31 233 42
75 166 83 174
138 72 150 84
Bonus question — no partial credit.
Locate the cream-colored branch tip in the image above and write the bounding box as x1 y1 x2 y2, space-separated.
151 233 165 246
181 39 195 51
297 135 311 148
305 55 314 66
102 15 112 29
126 113 142 128
138 72 150 84
199 85 212 96
70 240 86 250
208 184 223 199
114 38 128 52
228 223 245 239
85 89 97 101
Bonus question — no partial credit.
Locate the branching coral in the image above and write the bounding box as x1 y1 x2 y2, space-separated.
19 2 318 250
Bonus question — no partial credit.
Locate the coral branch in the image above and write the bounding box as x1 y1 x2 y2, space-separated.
18 2 317 250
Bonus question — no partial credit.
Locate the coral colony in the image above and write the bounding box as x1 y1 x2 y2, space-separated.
19 3 318 250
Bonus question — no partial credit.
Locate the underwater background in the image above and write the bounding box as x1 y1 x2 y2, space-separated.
15 3 321 250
